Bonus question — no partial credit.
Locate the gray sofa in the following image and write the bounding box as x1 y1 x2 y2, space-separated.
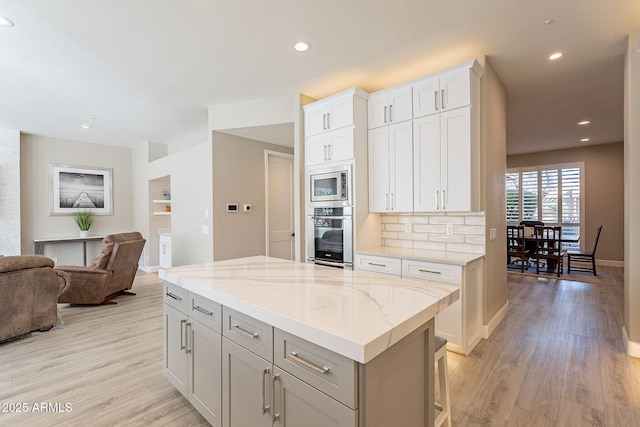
0 255 70 342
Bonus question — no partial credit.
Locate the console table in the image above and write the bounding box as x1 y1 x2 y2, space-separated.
34 235 105 266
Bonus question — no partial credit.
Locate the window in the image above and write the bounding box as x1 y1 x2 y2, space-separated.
506 163 584 250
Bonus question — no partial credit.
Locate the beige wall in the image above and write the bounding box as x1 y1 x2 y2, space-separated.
20 134 133 265
480 59 508 326
624 32 640 352
0 129 21 255
507 142 624 263
212 132 293 261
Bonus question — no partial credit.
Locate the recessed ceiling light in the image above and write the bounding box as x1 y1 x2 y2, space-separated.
0 15 14 27
578 120 590 125
549 52 563 60
81 124 92 129
543 19 554 25
293 41 311 52
581 138 590 142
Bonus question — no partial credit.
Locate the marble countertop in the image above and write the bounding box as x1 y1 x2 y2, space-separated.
158 256 458 363
357 246 484 265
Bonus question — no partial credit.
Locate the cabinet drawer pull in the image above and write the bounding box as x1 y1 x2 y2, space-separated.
418 269 442 275
287 351 330 375
233 323 259 339
368 262 387 267
194 305 213 317
166 291 182 301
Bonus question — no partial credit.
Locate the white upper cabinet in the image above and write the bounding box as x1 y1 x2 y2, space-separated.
305 93 354 137
368 121 413 213
306 127 354 167
368 86 412 129
413 67 473 118
414 106 478 212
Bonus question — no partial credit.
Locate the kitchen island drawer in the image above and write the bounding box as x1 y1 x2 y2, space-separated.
189 293 222 334
222 307 273 361
354 254 401 276
274 329 358 409
402 259 462 285
163 281 188 312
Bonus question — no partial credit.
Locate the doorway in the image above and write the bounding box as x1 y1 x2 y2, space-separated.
265 151 295 260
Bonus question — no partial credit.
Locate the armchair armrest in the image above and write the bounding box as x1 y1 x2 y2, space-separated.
55 265 113 304
54 270 71 296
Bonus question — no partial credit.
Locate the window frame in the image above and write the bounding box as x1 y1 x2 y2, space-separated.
506 162 585 251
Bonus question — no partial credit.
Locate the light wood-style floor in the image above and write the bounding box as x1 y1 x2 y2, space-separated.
1 268 638 426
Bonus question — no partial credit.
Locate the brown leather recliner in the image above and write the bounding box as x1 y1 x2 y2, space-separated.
0 255 70 342
56 232 146 305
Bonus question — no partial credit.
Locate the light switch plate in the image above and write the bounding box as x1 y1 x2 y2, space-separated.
490 228 497 241
202 226 209 235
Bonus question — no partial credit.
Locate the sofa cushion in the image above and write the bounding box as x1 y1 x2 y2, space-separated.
0 255 54 274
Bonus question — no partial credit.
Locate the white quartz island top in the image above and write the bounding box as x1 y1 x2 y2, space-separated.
158 256 458 364
357 246 484 265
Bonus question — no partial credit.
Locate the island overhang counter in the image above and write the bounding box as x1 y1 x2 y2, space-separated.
159 255 459 427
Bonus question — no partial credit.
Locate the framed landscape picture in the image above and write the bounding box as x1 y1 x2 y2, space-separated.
50 164 113 215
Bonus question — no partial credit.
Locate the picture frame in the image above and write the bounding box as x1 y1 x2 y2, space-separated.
49 164 113 215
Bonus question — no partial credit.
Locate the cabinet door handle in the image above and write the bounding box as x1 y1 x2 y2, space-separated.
233 323 260 339
389 104 393 122
180 319 187 350
368 262 387 267
323 144 328 161
418 269 442 275
287 351 331 375
435 190 440 210
328 144 332 160
272 374 281 422
385 193 389 211
185 322 192 354
166 291 182 301
323 113 327 130
384 105 388 123
441 89 446 109
390 192 394 210
327 112 331 129
194 305 213 317
442 189 446 210
262 368 271 415
435 91 439 111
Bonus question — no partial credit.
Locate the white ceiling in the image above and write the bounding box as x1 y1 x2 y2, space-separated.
1 1 639 155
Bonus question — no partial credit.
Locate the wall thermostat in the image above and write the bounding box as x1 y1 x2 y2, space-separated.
226 203 238 212
243 204 251 212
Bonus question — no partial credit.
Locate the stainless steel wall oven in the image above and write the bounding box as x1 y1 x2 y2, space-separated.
306 206 352 269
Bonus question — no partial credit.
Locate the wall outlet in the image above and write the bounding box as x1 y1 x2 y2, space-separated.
201 225 209 235
405 223 412 233
489 228 497 241
445 223 454 236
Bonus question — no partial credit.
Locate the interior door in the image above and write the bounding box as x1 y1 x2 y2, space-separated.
267 153 294 260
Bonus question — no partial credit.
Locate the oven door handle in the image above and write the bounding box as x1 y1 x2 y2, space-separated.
314 259 346 268
308 216 351 220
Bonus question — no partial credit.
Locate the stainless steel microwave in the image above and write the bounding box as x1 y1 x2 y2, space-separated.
308 165 351 206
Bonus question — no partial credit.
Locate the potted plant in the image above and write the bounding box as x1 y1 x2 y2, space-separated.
73 209 94 237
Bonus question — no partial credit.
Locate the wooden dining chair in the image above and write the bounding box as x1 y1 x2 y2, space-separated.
534 226 563 276
567 225 603 276
507 225 527 272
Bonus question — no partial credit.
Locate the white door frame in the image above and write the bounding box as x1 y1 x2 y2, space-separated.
264 150 295 258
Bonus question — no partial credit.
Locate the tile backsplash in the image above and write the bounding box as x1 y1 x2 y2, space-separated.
381 212 486 254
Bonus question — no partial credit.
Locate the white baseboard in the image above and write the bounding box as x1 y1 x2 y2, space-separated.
483 300 509 339
622 326 640 358
597 259 624 268
139 265 159 273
